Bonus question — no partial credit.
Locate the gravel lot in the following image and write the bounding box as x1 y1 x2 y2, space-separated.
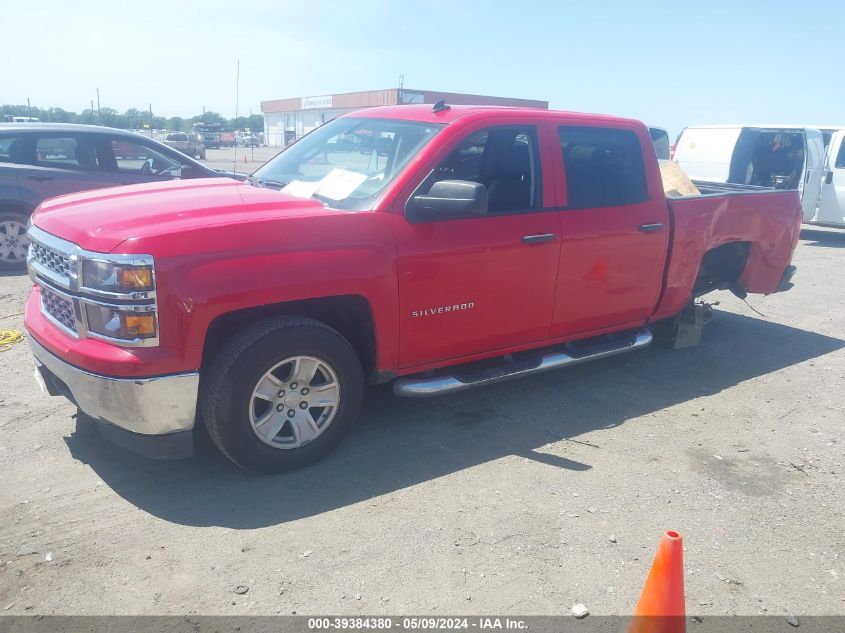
0 226 842 617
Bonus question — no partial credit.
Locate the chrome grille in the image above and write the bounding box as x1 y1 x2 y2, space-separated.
41 287 76 333
30 241 72 279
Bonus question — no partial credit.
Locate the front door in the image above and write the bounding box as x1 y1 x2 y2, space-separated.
550 124 670 338
103 136 190 185
817 130 845 226
395 121 561 370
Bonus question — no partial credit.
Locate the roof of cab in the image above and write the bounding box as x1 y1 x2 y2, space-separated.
344 104 646 128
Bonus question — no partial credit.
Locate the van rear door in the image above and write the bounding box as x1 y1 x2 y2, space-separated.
816 130 845 226
673 127 742 182
801 128 825 221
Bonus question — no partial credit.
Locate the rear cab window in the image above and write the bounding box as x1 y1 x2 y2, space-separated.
649 127 671 161
558 126 648 208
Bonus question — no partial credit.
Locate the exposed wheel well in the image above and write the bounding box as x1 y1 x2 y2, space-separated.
693 241 751 296
0 200 34 217
202 295 380 383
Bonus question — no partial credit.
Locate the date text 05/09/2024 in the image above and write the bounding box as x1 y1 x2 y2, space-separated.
307 617 527 630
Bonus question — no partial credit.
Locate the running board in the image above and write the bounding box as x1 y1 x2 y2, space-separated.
393 328 653 397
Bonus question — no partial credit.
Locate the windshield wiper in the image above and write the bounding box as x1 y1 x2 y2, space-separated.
246 174 288 189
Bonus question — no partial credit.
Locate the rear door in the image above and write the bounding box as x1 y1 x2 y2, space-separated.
19 133 117 202
801 128 825 220
817 130 845 226
394 117 561 370
550 123 670 338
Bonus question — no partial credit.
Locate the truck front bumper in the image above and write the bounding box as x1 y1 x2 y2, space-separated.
30 337 199 459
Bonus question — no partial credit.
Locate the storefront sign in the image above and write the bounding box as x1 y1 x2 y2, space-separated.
301 95 333 110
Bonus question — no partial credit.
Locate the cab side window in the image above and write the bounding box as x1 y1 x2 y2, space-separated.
35 135 104 171
559 126 647 209
421 125 542 214
0 135 27 164
109 138 180 174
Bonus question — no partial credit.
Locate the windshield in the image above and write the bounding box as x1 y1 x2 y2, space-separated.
252 116 444 209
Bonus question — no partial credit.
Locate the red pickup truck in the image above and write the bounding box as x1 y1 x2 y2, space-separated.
24 104 802 472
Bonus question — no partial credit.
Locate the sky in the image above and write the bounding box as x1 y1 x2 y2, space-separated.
2 0 844 138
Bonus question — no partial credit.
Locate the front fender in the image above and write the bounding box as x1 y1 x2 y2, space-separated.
128 211 400 373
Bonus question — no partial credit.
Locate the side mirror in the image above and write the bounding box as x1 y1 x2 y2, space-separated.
410 180 488 220
179 165 202 179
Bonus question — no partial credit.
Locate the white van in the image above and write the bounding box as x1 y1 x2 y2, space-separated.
673 125 826 222
815 128 845 227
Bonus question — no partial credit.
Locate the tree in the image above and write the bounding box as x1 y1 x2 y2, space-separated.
168 116 185 131
192 111 223 124
123 108 146 129
45 107 73 122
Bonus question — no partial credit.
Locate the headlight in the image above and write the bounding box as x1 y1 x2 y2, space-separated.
84 304 157 341
81 259 154 294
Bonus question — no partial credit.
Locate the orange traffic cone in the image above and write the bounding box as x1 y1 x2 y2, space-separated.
629 530 685 633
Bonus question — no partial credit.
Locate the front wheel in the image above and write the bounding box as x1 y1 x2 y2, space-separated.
201 316 364 473
0 210 31 272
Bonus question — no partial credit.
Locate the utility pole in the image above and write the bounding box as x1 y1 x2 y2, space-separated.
27 97 31 120
96 88 101 121
233 59 239 174
149 103 153 137
90 100 95 124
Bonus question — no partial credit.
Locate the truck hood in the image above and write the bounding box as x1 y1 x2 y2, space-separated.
31 178 327 253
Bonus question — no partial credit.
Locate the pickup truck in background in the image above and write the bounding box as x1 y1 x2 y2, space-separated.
24 104 802 472
163 132 206 160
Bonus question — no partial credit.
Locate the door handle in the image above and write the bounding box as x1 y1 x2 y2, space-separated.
522 233 557 244
28 175 53 182
639 223 664 233
826 171 834 185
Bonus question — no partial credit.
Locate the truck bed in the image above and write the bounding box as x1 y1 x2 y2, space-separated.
652 184 803 320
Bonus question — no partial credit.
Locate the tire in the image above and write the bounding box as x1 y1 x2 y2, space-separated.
0 209 31 272
201 316 364 473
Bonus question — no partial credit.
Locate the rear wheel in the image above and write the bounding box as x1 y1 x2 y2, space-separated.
201 316 364 473
0 210 31 272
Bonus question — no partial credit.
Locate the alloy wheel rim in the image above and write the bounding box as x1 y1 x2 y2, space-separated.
0 220 29 263
248 355 341 449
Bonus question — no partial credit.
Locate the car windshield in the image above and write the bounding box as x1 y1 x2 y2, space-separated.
252 116 444 210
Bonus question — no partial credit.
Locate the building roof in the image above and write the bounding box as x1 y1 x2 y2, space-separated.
261 88 548 114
